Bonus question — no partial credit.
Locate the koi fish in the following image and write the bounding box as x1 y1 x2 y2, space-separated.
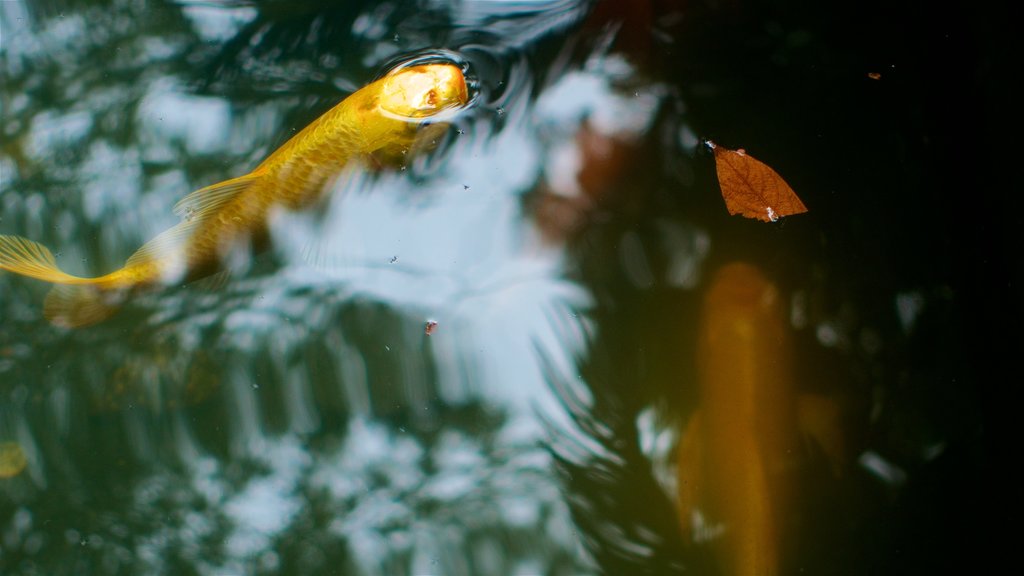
677 263 844 576
1 63 469 327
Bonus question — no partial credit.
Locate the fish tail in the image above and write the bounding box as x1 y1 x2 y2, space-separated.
43 284 121 328
0 234 93 284
1 234 120 327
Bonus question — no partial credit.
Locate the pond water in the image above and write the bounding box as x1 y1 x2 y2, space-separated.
0 1 1000 575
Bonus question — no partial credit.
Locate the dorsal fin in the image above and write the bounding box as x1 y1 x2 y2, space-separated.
125 174 258 269
172 174 258 218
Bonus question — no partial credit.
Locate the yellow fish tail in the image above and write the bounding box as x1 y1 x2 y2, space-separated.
0 235 122 327
44 284 121 328
0 235 95 285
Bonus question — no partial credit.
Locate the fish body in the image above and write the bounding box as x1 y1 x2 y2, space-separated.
1 63 468 326
677 263 796 576
677 262 846 575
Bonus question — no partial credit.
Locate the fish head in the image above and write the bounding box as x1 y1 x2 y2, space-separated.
378 63 469 120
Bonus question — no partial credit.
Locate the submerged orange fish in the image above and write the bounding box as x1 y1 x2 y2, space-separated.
1 63 469 327
677 263 844 576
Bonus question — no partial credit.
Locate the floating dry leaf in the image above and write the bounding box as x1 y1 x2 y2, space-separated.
707 140 808 222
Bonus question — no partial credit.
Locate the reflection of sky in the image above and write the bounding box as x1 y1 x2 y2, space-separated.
178 0 257 42
189 58 634 573
266 95 595 432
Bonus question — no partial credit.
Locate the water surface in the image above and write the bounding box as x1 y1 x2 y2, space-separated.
0 1 999 575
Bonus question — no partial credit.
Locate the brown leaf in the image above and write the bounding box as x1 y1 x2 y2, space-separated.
708 141 808 222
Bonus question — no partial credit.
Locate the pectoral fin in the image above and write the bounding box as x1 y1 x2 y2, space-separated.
190 269 232 292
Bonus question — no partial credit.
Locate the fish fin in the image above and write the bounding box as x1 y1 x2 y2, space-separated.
0 235 90 284
124 221 194 270
172 174 259 219
797 394 846 477
126 174 258 269
191 269 232 292
43 284 121 327
676 410 704 542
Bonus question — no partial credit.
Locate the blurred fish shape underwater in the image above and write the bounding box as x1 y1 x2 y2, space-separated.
677 262 846 576
1 62 469 327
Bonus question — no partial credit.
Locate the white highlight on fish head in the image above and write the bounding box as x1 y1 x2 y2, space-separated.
378 64 469 120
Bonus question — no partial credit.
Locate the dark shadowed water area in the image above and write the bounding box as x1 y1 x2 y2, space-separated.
0 1 1010 575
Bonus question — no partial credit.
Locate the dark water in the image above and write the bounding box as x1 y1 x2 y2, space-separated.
0 1 1006 575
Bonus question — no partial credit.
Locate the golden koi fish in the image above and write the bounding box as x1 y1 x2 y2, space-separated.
677 263 844 576
1 63 469 327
